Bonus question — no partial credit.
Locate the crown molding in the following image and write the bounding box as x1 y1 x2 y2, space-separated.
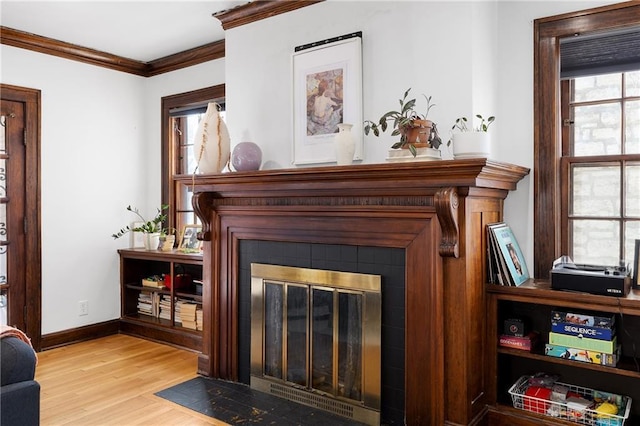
1 26 148 75
2 1 321 76
213 0 323 30
0 26 225 77
146 40 225 77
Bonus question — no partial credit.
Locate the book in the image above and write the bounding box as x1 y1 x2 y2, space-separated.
548 332 617 354
545 343 620 367
499 332 540 351
487 222 529 286
551 310 615 329
551 322 615 341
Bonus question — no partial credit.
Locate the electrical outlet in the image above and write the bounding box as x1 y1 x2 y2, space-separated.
78 300 88 316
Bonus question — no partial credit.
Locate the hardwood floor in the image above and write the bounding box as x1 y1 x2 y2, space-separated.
36 334 228 425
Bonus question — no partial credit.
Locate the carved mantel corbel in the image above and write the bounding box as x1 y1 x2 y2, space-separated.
192 192 217 241
434 187 459 258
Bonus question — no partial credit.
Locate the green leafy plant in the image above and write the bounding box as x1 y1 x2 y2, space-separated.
364 88 442 157
112 205 169 239
451 114 495 132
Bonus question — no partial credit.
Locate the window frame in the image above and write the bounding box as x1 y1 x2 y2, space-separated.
161 85 225 233
560 74 640 265
534 2 640 278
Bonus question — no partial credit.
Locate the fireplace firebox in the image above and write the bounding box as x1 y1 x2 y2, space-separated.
250 263 381 425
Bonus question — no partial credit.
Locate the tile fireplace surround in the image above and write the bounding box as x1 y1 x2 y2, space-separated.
189 159 529 425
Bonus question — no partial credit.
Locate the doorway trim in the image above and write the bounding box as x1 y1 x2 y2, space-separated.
1 83 42 350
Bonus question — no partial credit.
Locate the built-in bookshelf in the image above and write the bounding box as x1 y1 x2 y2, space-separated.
486 280 640 425
118 248 203 351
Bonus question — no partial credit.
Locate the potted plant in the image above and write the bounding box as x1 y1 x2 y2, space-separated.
449 114 495 159
364 88 443 159
112 205 169 250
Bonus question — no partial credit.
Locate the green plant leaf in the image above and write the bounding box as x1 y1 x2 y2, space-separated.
408 143 417 157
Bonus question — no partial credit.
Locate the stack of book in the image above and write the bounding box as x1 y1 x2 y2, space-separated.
545 310 620 367
178 300 199 330
196 309 203 331
158 294 172 321
487 223 529 286
137 291 159 317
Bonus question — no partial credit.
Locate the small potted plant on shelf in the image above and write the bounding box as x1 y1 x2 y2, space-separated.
364 88 443 161
112 205 169 250
449 114 495 159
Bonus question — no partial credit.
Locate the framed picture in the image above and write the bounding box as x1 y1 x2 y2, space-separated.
130 221 145 249
292 32 363 165
178 224 202 253
634 239 640 289
487 222 529 287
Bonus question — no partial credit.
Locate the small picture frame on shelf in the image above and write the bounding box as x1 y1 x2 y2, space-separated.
178 224 202 253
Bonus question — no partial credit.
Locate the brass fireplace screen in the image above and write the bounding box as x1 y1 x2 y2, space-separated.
250 263 382 425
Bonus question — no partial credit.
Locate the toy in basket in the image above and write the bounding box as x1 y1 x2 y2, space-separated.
509 375 632 425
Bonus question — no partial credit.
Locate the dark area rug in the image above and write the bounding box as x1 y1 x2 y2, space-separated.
155 376 366 425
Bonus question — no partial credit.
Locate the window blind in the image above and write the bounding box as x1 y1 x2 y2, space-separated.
560 26 640 79
169 101 225 117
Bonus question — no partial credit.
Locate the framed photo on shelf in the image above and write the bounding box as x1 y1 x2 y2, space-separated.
292 32 363 165
487 222 529 287
178 224 202 253
130 221 145 248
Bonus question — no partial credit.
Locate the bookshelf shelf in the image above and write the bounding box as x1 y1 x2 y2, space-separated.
118 249 203 351
487 280 640 424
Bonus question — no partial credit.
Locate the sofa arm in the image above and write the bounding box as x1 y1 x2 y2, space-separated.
0 380 40 426
0 336 37 385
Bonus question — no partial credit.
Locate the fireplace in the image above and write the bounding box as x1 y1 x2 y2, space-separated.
191 160 529 425
250 263 381 424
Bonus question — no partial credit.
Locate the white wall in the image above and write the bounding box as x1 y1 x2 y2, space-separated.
0 0 620 334
1 45 146 333
225 0 620 275
0 44 225 334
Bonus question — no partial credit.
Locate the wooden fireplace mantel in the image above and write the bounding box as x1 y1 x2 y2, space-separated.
190 159 529 425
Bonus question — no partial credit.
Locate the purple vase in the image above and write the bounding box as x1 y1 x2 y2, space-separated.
231 142 262 171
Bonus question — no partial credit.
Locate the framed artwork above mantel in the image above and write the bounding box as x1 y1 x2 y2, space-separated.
292 32 363 165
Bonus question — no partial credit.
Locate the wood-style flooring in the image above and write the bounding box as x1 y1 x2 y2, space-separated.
35 333 228 425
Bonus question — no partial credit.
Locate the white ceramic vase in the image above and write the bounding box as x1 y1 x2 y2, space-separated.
194 102 231 173
334 123 355 165
452 132 491 159
144 233 161 251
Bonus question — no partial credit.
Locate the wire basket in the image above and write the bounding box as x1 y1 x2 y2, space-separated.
508 375 632 425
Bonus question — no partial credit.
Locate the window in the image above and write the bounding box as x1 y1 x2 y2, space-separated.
561 71 640 266
161 85 225 235
534 3 640 278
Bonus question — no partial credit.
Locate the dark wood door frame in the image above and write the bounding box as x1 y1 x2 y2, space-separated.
0 84 42 350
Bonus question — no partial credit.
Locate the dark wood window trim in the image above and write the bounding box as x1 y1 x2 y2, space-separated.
161 85 225 231
534 2 640 278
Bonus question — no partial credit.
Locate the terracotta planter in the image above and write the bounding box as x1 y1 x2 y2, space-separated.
402 120 433 146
